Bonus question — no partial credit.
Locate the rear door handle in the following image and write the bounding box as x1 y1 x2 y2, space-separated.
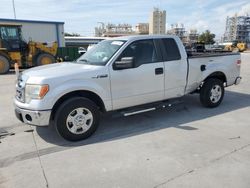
155 67 163 75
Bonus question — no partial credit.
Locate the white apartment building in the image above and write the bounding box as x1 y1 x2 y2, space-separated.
149 8 166 34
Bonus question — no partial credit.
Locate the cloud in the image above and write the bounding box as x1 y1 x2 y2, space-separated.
238 3 250 16
173 1 250 39
0 0 249 38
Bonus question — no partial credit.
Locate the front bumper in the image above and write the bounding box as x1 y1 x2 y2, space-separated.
15 106 51 126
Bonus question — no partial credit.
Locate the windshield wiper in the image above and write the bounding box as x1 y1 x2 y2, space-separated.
79 59 88 62
77 59 94 65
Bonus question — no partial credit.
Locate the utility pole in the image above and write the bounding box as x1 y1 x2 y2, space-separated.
12 0 17 19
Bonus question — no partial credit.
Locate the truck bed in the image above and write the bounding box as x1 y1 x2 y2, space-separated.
185 51 241 95
187 51 240 58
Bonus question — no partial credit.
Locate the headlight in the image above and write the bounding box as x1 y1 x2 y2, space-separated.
25 84 49 103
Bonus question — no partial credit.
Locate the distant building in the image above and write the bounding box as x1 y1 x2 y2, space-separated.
95 23 135 37
64 36 106 48
95 22 105 37
187 29 199 44
149 8 166 34
223 14 250 45
135 23 149 34
167 23 186 42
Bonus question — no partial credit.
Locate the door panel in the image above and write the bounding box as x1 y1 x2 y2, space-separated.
109 39 165 110
110 63 164 110
159 38 187 99
164 59 187 98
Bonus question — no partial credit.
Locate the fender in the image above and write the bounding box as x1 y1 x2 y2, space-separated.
42 79 112 111
201 63 228 83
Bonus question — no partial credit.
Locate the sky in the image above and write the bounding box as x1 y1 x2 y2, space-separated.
0 0 250 39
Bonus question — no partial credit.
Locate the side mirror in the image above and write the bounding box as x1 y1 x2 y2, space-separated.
78 47 86 55
114 57 134 70
64 56 70 61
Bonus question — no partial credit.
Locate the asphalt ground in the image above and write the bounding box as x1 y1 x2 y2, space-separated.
0 53 250 188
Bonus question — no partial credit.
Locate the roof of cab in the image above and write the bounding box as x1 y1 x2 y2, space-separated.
0 23 22 26
107 35 178 41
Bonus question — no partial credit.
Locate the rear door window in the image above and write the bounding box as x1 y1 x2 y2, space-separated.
161 38 181 61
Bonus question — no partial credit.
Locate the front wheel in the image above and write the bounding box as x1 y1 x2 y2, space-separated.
200 78 224 108
36 53 56 66
55 97 100 141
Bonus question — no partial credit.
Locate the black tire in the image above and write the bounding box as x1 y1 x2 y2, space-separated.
200 78 224 108
36 53 56 66
55 97 100 141
0 55 10 74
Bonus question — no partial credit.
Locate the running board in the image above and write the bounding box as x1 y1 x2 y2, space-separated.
119 99 183 117
123 108 156 116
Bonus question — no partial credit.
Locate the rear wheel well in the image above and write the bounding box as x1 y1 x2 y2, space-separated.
50 90 106 121
204 72 227 85
193 72 227 93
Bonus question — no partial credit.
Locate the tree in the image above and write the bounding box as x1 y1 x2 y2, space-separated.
198 30 215 44
64 32 81 37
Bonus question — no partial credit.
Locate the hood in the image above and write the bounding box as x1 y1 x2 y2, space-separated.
23 62 104 84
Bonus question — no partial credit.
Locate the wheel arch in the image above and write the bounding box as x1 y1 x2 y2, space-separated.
204 71 227 85
50 90 106 121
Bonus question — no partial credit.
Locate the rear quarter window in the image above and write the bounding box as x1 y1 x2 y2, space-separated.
161 38 181 61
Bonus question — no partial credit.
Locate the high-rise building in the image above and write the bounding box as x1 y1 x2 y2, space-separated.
149 8 166 34
223 14 250 44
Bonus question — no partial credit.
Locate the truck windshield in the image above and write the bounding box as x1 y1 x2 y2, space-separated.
76 40 125 65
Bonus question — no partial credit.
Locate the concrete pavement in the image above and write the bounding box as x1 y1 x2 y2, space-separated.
0 53 250 188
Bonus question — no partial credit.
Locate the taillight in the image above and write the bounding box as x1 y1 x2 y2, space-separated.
236 60 241 66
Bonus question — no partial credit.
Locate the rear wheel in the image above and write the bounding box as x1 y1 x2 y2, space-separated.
55 97 100 141
0 55 10 74
200 78 224 108
36 53 56 66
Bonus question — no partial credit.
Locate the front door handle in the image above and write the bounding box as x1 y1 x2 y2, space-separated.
155 67 163 75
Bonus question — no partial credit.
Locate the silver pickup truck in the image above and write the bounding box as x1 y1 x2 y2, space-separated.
14 35 242 141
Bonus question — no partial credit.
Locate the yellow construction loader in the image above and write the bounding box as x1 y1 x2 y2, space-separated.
224 41 247 52
0 23 57 74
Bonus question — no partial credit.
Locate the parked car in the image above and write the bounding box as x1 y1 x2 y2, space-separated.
14 35 242 141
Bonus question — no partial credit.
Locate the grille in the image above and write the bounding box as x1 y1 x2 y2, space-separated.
15 74 25 102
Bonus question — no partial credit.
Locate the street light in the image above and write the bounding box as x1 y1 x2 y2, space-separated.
12 0 17 19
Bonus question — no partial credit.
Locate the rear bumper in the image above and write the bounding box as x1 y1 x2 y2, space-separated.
15 106 51 126
235 76 242 85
